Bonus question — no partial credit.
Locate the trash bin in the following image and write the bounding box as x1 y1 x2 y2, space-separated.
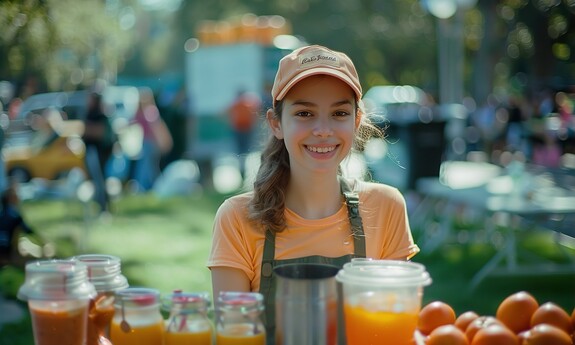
391 120 446 190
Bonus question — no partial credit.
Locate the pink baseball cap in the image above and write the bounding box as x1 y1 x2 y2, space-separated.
271 45 362 106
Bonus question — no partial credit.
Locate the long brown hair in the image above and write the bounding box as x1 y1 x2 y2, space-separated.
248 100 384 233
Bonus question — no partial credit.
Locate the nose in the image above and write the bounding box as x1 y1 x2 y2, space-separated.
312 117 334 137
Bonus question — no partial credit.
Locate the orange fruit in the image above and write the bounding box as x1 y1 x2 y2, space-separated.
517 329 530 343
427 324 469 345
495 291 539 334
521 323 573 345
455 311 480 332
465 316 502 344
470 323 519 345
530 302 574 335
418 301 457 335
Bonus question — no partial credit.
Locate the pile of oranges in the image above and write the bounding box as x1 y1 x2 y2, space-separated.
417 291 574 345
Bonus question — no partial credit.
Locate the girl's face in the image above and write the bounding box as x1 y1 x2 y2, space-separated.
268 75 360 175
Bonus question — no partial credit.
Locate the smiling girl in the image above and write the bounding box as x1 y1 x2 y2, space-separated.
207 45 420 341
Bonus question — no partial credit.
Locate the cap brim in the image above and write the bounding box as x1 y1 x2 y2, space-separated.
275 67 361 103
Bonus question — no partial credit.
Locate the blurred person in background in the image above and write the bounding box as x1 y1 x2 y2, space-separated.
555 91 575 155
504 95 527 153
227 89 262 177
82 92 116 213
131 87 173 192
0 181 35 264
471 94 502 157
0 102 7 193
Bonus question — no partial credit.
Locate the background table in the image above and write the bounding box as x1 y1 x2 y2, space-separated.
412 160 575 289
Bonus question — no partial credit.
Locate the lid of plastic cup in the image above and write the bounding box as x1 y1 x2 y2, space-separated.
335 260 432 287
70 254 129 292
17 259 97 301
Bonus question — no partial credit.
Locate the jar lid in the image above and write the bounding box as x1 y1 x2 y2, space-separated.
114 287 160 308
217 291 264 312
336 260 432 287
70 254 129 292
17 259 97 301
162 290 210 312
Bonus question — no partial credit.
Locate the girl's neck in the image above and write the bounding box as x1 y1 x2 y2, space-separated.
285 172 343 220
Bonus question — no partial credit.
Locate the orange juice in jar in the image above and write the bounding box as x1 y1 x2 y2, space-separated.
110 288 165 345
88 295 116 345
216 324 265 345
336 260 432 345
72 254 130 345
165 330 213 345
216 292 266 345
162 291 214 345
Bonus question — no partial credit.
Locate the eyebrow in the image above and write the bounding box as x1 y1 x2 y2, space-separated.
290 99 354 107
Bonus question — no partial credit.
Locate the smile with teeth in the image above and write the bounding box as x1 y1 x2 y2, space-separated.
306 145 336 153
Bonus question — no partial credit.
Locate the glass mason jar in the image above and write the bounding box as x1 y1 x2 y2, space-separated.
162 290 213 345
71 254 129 345
110 288 164 345
216 291 266 345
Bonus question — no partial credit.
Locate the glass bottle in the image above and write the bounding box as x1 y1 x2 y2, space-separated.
162 290 213 345
71 254 129 345
110 287 164 345
216 291 266 345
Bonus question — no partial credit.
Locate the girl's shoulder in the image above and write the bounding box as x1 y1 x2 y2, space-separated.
216 191 253 215
353 179 405 203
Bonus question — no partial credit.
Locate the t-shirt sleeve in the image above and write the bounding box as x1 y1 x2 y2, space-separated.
206 198 256 282
382 187 420 260
360 182 419 261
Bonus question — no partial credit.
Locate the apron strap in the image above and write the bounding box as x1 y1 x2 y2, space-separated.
259 230 276 338
339 176 366 258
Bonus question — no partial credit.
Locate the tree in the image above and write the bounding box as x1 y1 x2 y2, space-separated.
0 0 134 94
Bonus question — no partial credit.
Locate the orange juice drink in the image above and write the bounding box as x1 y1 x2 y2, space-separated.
111 287 164 345
162 291 214 345
164 329 212 345
29 302 89 345
18 260 97 345
336 260 432 345
110 319 165 345
344 301 418 345
70 255 129 345
87 295 116 345
216 323 265 345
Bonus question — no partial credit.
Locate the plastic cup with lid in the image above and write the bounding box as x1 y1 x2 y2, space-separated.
336 259 432 345
17 259 97 345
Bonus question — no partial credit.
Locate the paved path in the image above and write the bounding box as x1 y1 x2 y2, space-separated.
0 295 25 331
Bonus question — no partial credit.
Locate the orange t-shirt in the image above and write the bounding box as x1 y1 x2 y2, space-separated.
207 179 419 292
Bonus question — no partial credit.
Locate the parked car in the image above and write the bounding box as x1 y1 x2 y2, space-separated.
2 86 140 183
3 114 86 182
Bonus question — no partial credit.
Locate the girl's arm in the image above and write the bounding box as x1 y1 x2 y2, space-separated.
211 266 251 299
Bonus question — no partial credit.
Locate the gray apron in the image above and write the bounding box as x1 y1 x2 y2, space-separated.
259 177 366 344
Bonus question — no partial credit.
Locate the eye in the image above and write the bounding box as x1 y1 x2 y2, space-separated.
333 110 352 118
295 110 313 118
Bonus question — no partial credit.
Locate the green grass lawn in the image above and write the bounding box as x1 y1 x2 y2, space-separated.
1 190 574 344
